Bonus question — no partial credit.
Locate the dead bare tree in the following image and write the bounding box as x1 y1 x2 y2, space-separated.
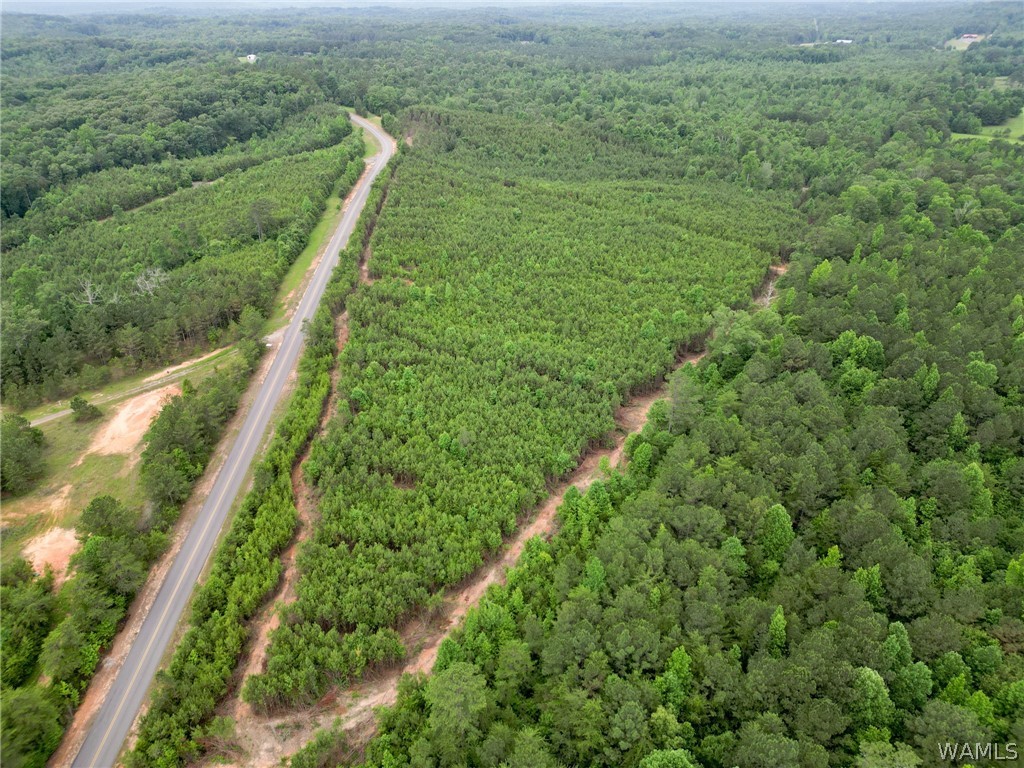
80 278 101 305
249 199 276 242
953 199 977 227
134 267 168 296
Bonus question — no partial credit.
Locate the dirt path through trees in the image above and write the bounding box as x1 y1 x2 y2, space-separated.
230 222 371 726
218 262 790 767
222 349 705 767
231 307 352 723
51 148 388 767
50 342 283 768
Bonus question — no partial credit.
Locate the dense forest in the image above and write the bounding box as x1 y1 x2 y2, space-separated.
1 356 253 768
0 18 369 766
357 190 1024 768
1 42 362 407
1 3 1022 768
128 162 399 768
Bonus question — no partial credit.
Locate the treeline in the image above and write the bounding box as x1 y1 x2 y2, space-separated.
354 183 1024 768
1 132 363 407
1 104 354 250
126 159 397 768
961 34 1024 79
0 351 254 768
0 415 46 495
2 57 330 217
949 78 1024 134
242 109 801 711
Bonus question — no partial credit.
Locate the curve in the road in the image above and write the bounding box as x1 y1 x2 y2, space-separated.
69 114 395 768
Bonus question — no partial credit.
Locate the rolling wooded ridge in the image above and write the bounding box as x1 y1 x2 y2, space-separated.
1 3 1022 768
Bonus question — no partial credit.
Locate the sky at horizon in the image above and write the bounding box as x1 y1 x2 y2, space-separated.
1 0 977 14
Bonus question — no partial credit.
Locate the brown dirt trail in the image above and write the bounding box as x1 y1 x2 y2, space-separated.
220 348 706 768
144 349 226 383
50 341 283 768
215 263 789 767
231 310 351 724
82 384 181 459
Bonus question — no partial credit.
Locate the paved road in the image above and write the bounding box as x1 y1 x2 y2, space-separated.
70 115 395 768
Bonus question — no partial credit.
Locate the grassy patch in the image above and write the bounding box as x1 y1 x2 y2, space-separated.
266 192 346 329
951 131 996 142
1 417 139 561
945 34 986 51
981 107 1024 141
17 347 237 424
1 361 230 561
952 109 1024 144
267 122 371 330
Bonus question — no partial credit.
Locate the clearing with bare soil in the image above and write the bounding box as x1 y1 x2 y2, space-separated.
82 384 180 458
22 526 79 587
3 482 73 528
50 344 282 768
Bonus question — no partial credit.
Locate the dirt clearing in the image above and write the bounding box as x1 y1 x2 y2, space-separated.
84 384 180 458
2 482 73 528
50 339 287 768
23 527 79 585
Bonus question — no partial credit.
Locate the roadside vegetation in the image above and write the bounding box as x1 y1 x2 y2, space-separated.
0 29 369 764
128 158 398 768
244 108 800 714
1 36 364 410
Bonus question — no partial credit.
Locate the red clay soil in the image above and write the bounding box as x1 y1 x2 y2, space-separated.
220 348 706 768
83 383 181 458
756 262 790 308
52 150 387 768
359 247 375 285
50 338 284 768
22 526 79 589
222 251 365 735
213 262 789 767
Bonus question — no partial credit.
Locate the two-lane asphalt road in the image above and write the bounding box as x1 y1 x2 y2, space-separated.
70 114 395 768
